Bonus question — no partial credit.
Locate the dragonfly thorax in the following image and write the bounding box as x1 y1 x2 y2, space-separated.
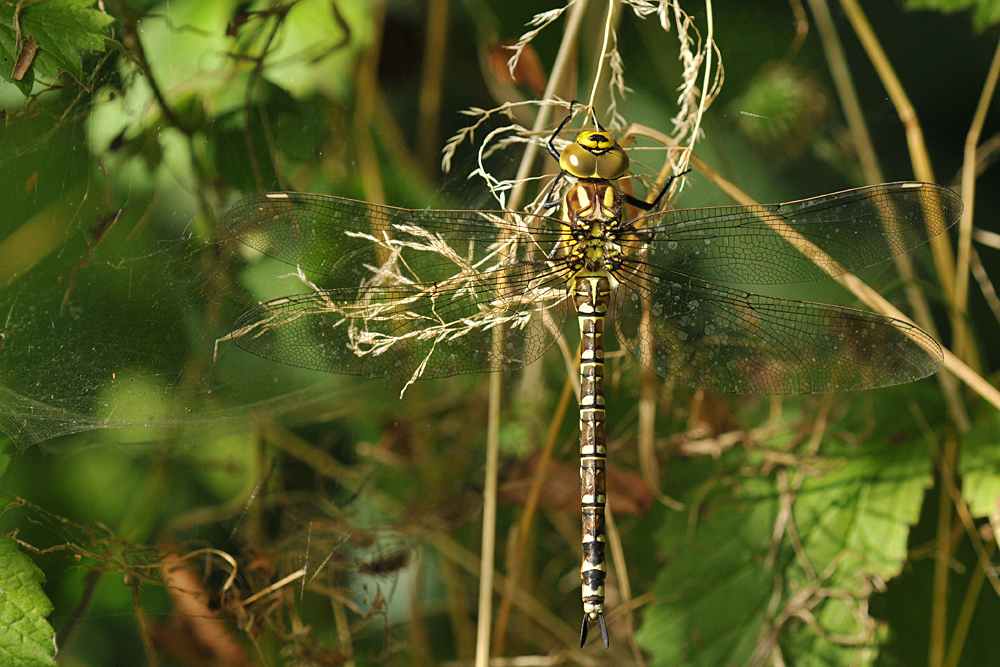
561 181 628 275
564 181 621 221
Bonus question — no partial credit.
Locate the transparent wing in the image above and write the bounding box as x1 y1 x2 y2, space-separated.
230 260 572 380
613 264 942 395
224 192 565 281
624 182 961 285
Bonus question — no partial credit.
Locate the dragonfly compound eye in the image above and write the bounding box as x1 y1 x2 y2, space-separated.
593 146 629 180
560 131 629 180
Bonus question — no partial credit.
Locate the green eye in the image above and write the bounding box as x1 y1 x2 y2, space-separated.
560 143 599 177
594 147 629 179
560 132 630 179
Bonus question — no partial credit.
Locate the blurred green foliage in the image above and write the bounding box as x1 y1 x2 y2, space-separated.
905 0 1000 32
0 0 999 666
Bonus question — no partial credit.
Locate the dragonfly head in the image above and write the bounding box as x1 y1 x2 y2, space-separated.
560 130 630 180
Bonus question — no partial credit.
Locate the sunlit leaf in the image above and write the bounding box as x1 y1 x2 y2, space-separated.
0 0 113 95
960 410 1000 517
636 417 930 667
0 537 56 667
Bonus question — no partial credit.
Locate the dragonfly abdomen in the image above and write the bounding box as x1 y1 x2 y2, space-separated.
574 274 611 648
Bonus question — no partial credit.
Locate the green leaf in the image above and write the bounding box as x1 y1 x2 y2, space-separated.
960 409 1000 518
0 0 113 95
905 0 1000 30
637 411 930 667
0 536 57 667
794 440 930 580
636 477 779 666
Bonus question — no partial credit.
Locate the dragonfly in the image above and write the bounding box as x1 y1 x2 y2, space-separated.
223 108 962 648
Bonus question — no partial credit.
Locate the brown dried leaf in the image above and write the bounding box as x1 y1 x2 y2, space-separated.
486 40 547 95
150 554 254 667
500 453 653 516
12 36 37 81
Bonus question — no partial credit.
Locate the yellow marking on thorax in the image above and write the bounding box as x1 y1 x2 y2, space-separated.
566 183 617 222
602 186 615 211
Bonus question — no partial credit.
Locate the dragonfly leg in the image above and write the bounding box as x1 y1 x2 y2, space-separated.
624 167 692 212
541 171 567 210
548 101 580 162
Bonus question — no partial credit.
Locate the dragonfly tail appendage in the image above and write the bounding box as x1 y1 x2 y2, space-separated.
580 611 609 649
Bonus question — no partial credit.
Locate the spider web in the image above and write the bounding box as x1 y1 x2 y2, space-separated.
0 0 368 451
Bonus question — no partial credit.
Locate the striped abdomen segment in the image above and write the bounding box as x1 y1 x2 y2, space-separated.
574 274 610 648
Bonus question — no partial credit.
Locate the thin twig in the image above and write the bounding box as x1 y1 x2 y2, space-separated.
507 3 589 212
417 0 451 173
955 36 1000 361
429 532 581 651
605 505 648 666
353 4 388 207
131 578 160 667
833 0 971 433
492 376 575 652
56 568 104 652
930 436 957 667
910 403 1000 667
944 541 996 667
478 2 590 662
475 371 503 667
837 0 957 303
969 247 1000 327
806 0 881 182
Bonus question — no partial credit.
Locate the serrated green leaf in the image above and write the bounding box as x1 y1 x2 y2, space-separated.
795 440 930 580
0 0 112 95
637 421 930 667
0 536 57 667
960 410 1000 517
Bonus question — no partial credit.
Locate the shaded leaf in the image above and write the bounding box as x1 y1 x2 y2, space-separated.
636 476 779 666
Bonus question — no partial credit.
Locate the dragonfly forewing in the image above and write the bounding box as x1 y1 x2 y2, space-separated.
230 262 572 380
628 182 962 286
224 192 567 284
